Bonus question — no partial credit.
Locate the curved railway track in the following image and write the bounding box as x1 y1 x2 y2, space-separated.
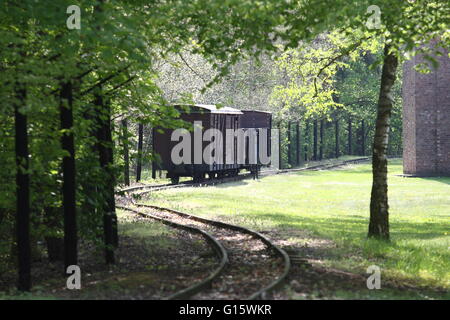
117 203 290 300
116 204 229 300
116 157 369 299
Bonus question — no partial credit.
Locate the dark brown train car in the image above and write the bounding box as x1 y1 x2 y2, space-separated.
153 104 243 183
240 110 272 129
239 110 272 172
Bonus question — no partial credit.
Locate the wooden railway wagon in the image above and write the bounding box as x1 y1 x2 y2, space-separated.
153 104 272 183
153 104 242 183
240 110 272 174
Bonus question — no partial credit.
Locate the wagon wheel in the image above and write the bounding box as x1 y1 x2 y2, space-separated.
217 172 226 179
209 172 217 180
193 173 205 183
228 169 239 177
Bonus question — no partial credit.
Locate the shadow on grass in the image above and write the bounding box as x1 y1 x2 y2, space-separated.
253 212 449 241
418 176 450 185
213 180 251 188
237 211 448 286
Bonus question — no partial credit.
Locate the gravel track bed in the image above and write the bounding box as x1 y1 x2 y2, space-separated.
132 205 284 300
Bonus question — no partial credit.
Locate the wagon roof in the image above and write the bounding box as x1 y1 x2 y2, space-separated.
241 110 272 114
176 104 243 115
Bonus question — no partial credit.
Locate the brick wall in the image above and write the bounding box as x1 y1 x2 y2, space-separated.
402 44 450 176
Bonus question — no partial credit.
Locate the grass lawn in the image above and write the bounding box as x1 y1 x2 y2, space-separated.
142 159 450 297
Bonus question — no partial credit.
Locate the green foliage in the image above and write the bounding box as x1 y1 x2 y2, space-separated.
270 31 380 119
0 0 329 277
1 0 449 290
0 0 289 272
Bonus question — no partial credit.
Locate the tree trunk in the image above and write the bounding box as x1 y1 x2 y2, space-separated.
121 119 130 186
335 118 340 158
313 119 318 160
151 127 156 179
15 85 31 291
332 95 340 159
296 121 300 166
60 81 78 271
348 117 352 155
44 206 64 262
136 123 144 182
304 121 309 161
278 123 282 169
94 92 117 263
361 119 366 156
368 45 398 240
287 122 291 166
79 111 97 234
319 119 324 160
103 109 119 249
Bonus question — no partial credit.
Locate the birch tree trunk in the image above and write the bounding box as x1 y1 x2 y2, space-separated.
368 44 398 240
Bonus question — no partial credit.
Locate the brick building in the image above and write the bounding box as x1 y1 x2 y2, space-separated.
402 45 450 176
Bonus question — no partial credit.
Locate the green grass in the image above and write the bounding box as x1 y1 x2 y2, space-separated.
127 170 190 186
116 209 181 249
143 159 450 292
131 155 366 185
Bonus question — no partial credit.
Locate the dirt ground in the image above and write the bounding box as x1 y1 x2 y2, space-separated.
2 214 447 300
1 211 217 299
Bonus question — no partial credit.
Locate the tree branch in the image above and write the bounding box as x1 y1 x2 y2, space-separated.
104 75 136 96
178 52 208 83
80 64 131 96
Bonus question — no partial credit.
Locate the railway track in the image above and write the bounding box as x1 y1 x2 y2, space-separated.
120 173 255 196
119 157 370 196
262 156 370 176
116 157 368 299
117 203 290 300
